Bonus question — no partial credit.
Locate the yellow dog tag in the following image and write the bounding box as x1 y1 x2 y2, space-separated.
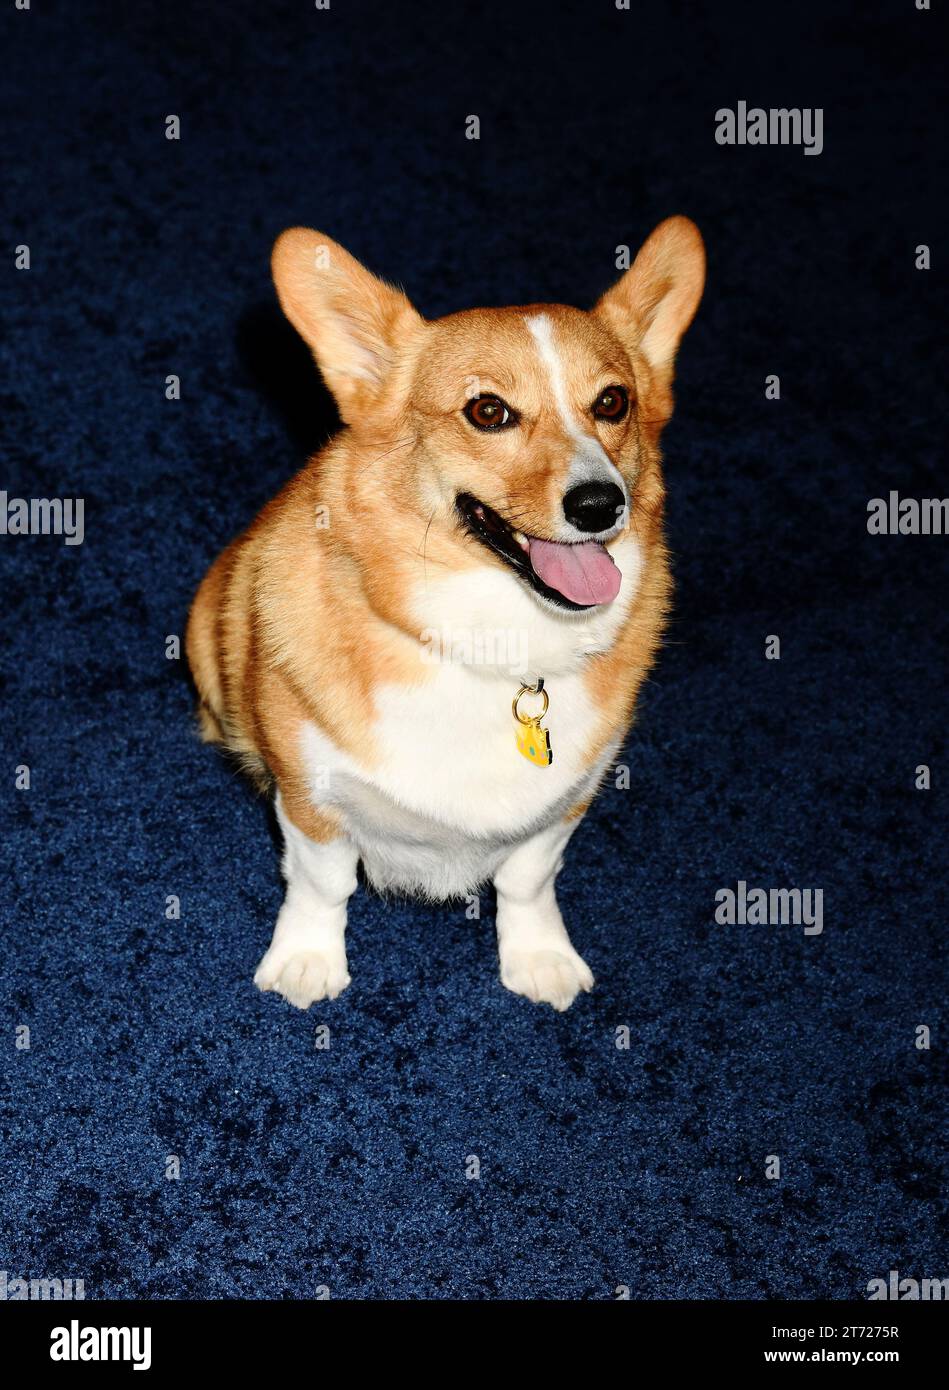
513 682 553 767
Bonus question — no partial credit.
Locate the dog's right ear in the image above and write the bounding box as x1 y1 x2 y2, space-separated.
271 229 424 421
594 216 705 429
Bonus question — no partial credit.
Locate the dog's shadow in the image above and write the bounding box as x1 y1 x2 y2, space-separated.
177 302 337 692
235 302 341 459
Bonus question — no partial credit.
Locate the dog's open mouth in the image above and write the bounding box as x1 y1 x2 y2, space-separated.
456 494 622 610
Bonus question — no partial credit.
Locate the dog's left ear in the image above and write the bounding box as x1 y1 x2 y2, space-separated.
272 228 424 422
594 216 705 416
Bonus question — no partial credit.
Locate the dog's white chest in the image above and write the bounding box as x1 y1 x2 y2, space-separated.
299 663 609 899
372 664 599 830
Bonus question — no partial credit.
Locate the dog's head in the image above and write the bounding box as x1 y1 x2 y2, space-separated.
271 220 703 653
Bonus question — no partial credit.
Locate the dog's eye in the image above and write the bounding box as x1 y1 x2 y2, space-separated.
592 385 629 422
464 395 516 430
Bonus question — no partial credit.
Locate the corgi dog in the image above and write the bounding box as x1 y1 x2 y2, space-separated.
186 217 704 1011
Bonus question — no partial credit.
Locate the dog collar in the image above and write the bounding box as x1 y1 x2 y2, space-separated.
512 679 552 767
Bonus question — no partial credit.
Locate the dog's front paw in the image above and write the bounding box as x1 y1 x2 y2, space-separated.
500 946 594 1012
254 946 351 1009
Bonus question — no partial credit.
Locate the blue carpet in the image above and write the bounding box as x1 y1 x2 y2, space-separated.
1 0 945 1299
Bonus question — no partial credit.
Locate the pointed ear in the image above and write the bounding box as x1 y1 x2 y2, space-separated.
595 216 705 392
271 228 424 420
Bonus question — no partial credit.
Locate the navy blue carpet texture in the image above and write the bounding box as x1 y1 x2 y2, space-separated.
1 0 946 1301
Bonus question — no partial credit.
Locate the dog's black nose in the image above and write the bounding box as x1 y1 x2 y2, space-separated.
562 481 625 533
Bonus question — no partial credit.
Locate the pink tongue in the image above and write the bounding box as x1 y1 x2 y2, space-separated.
527 538 622 606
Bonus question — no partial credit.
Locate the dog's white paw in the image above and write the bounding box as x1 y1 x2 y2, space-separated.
254 946 351 1009
500 946 594 1011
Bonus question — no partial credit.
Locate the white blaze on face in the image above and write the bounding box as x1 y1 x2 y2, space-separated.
524 312 629 530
